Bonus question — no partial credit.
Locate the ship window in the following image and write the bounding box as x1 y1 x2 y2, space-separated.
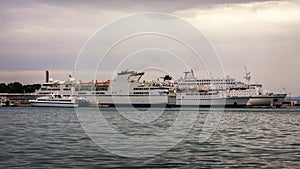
92 92 106 94
133 92 149 95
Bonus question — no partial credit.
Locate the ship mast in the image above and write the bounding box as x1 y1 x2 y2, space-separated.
244 66 251 84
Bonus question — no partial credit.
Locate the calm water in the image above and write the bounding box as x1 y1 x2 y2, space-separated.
0 107 299 168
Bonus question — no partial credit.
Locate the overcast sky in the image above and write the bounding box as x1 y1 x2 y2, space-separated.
0 0 299 95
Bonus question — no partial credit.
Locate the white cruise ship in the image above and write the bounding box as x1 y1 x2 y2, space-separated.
175 69 286 107
95 70 170 107
174 70 249 107
227 68 286 106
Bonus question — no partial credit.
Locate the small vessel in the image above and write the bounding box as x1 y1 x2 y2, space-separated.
29 93 78 108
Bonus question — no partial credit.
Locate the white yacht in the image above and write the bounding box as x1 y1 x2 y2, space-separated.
29 93 78 108
95 70 170 107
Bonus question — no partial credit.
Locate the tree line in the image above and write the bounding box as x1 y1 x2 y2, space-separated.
0 82 41 93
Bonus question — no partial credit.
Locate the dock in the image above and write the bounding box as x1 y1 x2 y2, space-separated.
0 93 37 107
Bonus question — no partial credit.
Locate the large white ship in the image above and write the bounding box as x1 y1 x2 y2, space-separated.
95 70 170 107
174 70 249 107
227 67 286 106
34 71 76 97
33 69 286 107
176 69 286 107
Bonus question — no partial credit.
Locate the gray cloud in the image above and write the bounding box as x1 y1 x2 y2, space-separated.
46 0 281 9
0 0 281 13
0 0 299 95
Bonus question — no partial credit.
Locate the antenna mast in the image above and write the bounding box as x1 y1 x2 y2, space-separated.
244 66 251 84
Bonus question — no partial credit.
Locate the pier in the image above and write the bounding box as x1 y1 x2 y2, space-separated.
0 93 37 107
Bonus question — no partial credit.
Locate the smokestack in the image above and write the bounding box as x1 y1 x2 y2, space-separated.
46 70 49 83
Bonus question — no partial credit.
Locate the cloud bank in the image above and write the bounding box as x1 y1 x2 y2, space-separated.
0 0 299 95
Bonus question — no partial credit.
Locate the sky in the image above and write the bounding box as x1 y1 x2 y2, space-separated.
0 0 299 95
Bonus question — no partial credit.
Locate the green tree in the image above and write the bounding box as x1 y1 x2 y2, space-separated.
9 82 23 93
0 83 10 93
24 84 41 93
0 82 42 93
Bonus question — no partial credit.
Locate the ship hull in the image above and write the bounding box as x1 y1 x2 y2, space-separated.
247 94 287 106
175 96 249 107
97 95 168 107
29 101 78 108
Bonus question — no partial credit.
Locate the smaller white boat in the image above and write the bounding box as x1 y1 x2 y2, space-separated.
29 93 78 108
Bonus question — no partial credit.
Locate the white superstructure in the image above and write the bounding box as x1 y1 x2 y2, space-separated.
29 93 78 108
35 75 76 96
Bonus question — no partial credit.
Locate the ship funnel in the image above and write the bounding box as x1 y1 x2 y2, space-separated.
46 70 49 83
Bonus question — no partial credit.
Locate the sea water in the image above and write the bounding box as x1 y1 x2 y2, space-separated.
0 107 299 168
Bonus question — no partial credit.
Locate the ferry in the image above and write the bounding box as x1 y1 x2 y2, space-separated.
175 91 249 107
176 68 286 107
34 74 76 97
95 70 170 107
174 71 249 107
227 67 286 106
29 93 78 108
228 83 287 106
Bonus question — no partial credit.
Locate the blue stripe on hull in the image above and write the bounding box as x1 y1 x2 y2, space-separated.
30 102 76 105
31 105 77 108
99 103 167 108
99 103 246 108
167 105 246 108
